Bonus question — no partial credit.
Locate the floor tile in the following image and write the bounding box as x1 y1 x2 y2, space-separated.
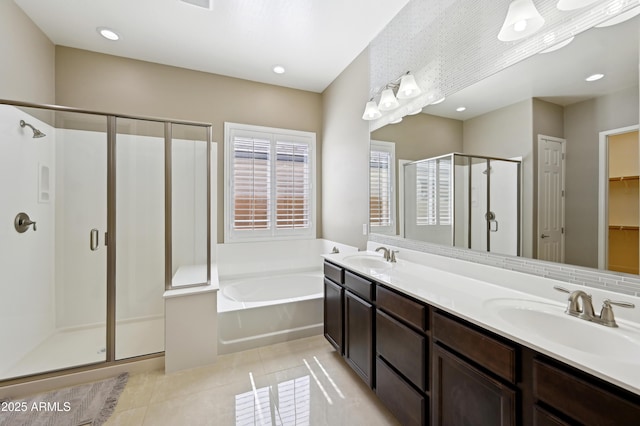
108 336 400 425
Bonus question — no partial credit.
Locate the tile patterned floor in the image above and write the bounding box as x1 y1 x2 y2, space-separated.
105 335 399 425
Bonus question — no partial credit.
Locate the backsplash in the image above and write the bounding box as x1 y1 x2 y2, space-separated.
369 234 640 297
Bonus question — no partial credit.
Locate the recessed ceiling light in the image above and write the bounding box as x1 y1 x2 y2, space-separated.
431 96 446 105
456 106 467 112
585 73 604 82
97 27 120 41
272 65 285 74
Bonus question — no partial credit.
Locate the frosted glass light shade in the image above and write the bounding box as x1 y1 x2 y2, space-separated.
397 74 422 99
557 0 599 11
498 0 545 42
362 101 382 120
378 89 400 111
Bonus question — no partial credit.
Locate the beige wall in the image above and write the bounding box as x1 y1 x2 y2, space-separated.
371 112 463 235
463 99 534 257
321 49 370 249
371 113 463 162
564 87 639 268
0 1 55 104
55 47 323 243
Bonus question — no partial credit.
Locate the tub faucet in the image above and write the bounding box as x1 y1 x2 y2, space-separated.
375 246 390 261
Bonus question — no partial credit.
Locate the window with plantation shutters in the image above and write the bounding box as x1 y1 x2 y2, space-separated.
416 156 452 226
369 140 395 235
225 123 315 242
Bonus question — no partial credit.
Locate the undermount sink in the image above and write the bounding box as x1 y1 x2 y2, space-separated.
342 253 392 270
484 298 640 363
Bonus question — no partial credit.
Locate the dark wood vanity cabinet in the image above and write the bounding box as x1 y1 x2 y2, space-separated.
322 261 640 426
532 359 640 425
433 344 516 426
323 262 344 354
375 285 430 426
323 278 343 353
432 312 517 426
344 271 375 387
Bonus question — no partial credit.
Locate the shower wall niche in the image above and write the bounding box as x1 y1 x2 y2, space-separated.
0 102 213 382
403 153 521 256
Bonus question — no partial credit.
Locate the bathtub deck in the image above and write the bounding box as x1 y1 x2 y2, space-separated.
217 270 324 355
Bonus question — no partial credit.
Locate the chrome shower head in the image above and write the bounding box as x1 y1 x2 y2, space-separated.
20 120 46 138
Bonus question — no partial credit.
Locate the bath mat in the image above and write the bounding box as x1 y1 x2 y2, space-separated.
0 372 128 426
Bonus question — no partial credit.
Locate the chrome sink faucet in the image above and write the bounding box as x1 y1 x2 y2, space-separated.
375 246 390 261
375 246 398 263
554 286 635 327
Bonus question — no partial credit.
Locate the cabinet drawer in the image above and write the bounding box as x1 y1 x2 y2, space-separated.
376 285 428 332
433 312 516 383
376 310 427 391
533 405 570 426
324 261 344 284
533 360 640 425
345 270 374 301
376 358 426 426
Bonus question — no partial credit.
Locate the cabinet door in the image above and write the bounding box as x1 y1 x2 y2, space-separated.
433 344 516 426
324 278 343 354
345 290 374 387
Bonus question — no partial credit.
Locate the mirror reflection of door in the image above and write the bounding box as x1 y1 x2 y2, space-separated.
606 128 640 274
537 135 566 263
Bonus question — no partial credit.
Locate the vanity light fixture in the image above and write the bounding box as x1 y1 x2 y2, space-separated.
272 65 286 74
362 100 382 120
97 27 120 41
585 73 605 81
431 96 446 105
407 105 423 115
456 106 467 112
595 5 640 27
540 35 574 53
498 0 545 42
362 71 421 121
556 0 599 11
397 73 422 99
378 88 400 111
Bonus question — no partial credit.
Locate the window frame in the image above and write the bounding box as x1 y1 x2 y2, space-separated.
369 140 396 235
224 122 316 243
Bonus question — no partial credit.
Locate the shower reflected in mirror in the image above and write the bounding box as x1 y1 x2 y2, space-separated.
20 119 46 138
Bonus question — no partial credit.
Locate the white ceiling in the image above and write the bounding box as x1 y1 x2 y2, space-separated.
423 14 639 121
15 0 410 93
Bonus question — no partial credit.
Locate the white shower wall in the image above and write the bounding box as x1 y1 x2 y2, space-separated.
0 105 56 371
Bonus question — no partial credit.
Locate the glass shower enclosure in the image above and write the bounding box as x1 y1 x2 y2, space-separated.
403 153 521 256
0 100 212 382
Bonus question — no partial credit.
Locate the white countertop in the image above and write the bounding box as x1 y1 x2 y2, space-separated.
323 246 640 395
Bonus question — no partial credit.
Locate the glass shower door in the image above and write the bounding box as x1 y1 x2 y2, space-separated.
115 118 165 360
488 159 520 256
0 107 108 380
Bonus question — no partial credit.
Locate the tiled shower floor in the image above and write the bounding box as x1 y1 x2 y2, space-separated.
1 317 164 380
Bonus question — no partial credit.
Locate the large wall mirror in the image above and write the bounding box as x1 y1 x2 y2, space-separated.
370 15 639 275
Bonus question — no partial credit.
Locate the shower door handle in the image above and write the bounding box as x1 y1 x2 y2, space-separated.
90 228 100 251
485 211 499 232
